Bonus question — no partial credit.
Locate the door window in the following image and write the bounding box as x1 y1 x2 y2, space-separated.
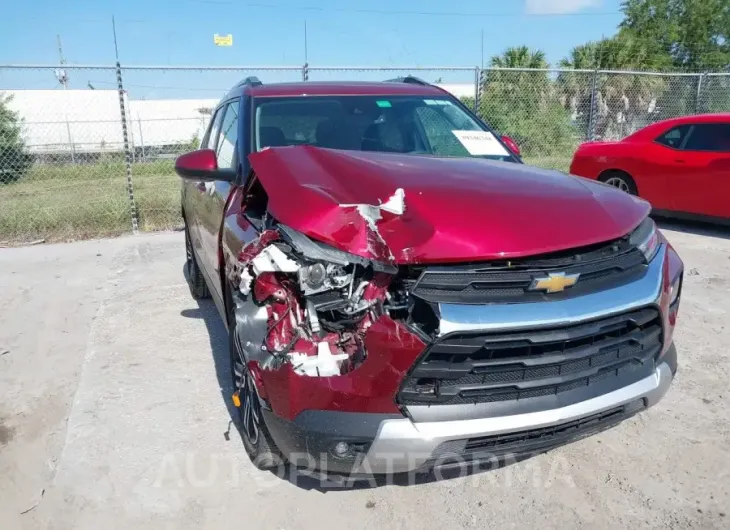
683 124 730 153
655 125 691 149
202 107 224 150
215 100 240 169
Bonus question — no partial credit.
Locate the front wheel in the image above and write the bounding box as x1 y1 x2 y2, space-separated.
229 300 282 470
599 170 638 196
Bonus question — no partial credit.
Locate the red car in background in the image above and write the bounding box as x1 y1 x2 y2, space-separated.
570 114 730 222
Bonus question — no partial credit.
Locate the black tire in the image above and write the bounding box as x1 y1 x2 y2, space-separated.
228 290 282 470
599 170 638 196
184 219 211 300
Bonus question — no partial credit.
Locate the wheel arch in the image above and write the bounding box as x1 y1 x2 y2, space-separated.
598 168 639 195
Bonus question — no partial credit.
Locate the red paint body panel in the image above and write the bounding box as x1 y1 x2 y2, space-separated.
570 114 730 220
249 146 650 264
253 316 426 420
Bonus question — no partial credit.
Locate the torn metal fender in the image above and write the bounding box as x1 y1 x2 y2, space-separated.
250 315 426 421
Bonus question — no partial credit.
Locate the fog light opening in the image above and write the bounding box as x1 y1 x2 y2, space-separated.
333 441 350 457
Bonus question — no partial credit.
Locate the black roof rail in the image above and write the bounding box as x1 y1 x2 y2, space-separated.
234 76 263 88
384 75 430 86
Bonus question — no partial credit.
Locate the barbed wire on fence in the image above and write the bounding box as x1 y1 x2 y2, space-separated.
1 63 729 243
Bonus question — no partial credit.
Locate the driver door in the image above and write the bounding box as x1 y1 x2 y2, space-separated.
196 98 241 301
669 123 730 218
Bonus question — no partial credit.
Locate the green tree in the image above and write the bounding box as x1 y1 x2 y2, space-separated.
619 0 730 116
481 47 577 157
558 36 670 139
489 47 548 69
619 0 730 71
0 93 32 184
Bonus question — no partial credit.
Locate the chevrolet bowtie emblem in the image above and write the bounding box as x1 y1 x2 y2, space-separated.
529 272 580 293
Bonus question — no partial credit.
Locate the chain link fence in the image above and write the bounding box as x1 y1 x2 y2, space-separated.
1 64 728 244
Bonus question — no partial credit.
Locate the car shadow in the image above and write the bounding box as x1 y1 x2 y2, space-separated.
653 215 730 241
179 264 240 444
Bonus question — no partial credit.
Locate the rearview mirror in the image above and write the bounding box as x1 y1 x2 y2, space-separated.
175 149 235 182
501 135 521 157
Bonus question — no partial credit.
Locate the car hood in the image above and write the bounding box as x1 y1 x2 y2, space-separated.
248 146 650 264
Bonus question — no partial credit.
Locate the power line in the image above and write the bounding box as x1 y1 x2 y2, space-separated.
186 1 622 18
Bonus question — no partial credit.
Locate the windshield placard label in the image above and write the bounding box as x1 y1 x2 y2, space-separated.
451 130 510 156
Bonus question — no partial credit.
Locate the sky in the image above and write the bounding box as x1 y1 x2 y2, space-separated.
0 0 626 98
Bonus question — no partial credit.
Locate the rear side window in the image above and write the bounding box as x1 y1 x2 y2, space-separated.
655 125 690 149
683 124 730 153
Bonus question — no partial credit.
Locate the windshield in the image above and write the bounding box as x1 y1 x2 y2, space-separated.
253 95 515 162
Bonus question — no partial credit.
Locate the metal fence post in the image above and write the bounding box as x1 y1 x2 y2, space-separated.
587 69 599 141
695 72 705 114
115 62 139 234
477 68 487 120
473 67 481 114
302 62 309 82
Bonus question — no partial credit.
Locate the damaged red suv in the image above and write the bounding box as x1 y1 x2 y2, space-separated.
177 77 683 474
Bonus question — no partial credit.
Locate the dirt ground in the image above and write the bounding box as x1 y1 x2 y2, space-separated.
1 220 728 530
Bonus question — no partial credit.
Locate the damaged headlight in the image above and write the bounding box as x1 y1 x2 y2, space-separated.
277 224 396 320
630 217 661 263
298 262 351 295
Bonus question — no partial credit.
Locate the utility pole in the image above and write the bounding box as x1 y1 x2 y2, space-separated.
304 20 308 63
55 35 75 163
480 29 484 68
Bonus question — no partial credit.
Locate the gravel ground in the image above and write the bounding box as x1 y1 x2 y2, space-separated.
1 221 728 530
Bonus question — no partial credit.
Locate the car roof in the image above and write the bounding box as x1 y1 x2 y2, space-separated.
224 80 448 99
627 113 730 141
659 113 730 126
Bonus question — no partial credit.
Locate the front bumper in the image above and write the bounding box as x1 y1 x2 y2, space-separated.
264 345 676 474
261 242 682 474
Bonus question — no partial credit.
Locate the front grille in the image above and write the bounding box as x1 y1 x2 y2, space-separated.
409 239 647 304
426 400 646 466
398 307 662 407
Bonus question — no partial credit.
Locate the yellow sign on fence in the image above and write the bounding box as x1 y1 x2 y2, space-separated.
213 34 233 46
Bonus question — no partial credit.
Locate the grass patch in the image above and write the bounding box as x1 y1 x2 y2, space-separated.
0 161 181 243
523 155 573 173
1 155 576 244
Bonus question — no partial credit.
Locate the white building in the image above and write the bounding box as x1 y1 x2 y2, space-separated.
3 89 127 154
2 89 217 156
3 84 475 156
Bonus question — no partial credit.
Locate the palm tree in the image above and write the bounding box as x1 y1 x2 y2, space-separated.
481 47 576 157
558 36 669 139
490 47 548 69
484 47 550 105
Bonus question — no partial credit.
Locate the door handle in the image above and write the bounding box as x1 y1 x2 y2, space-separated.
674 159 686 164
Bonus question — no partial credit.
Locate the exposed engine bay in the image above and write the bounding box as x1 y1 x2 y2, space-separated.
228 204 437 379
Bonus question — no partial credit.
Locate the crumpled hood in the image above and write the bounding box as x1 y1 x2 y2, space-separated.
248 146 650 264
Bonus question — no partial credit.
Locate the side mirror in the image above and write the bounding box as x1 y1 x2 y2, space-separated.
501 135 521 157
175 149 235 182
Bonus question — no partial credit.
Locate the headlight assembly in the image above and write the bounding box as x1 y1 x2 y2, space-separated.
630 217 661 263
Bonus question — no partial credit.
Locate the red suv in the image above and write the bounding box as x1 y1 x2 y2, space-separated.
177 77 683 474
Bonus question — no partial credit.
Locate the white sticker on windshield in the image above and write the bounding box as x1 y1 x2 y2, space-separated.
451 130 510 156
